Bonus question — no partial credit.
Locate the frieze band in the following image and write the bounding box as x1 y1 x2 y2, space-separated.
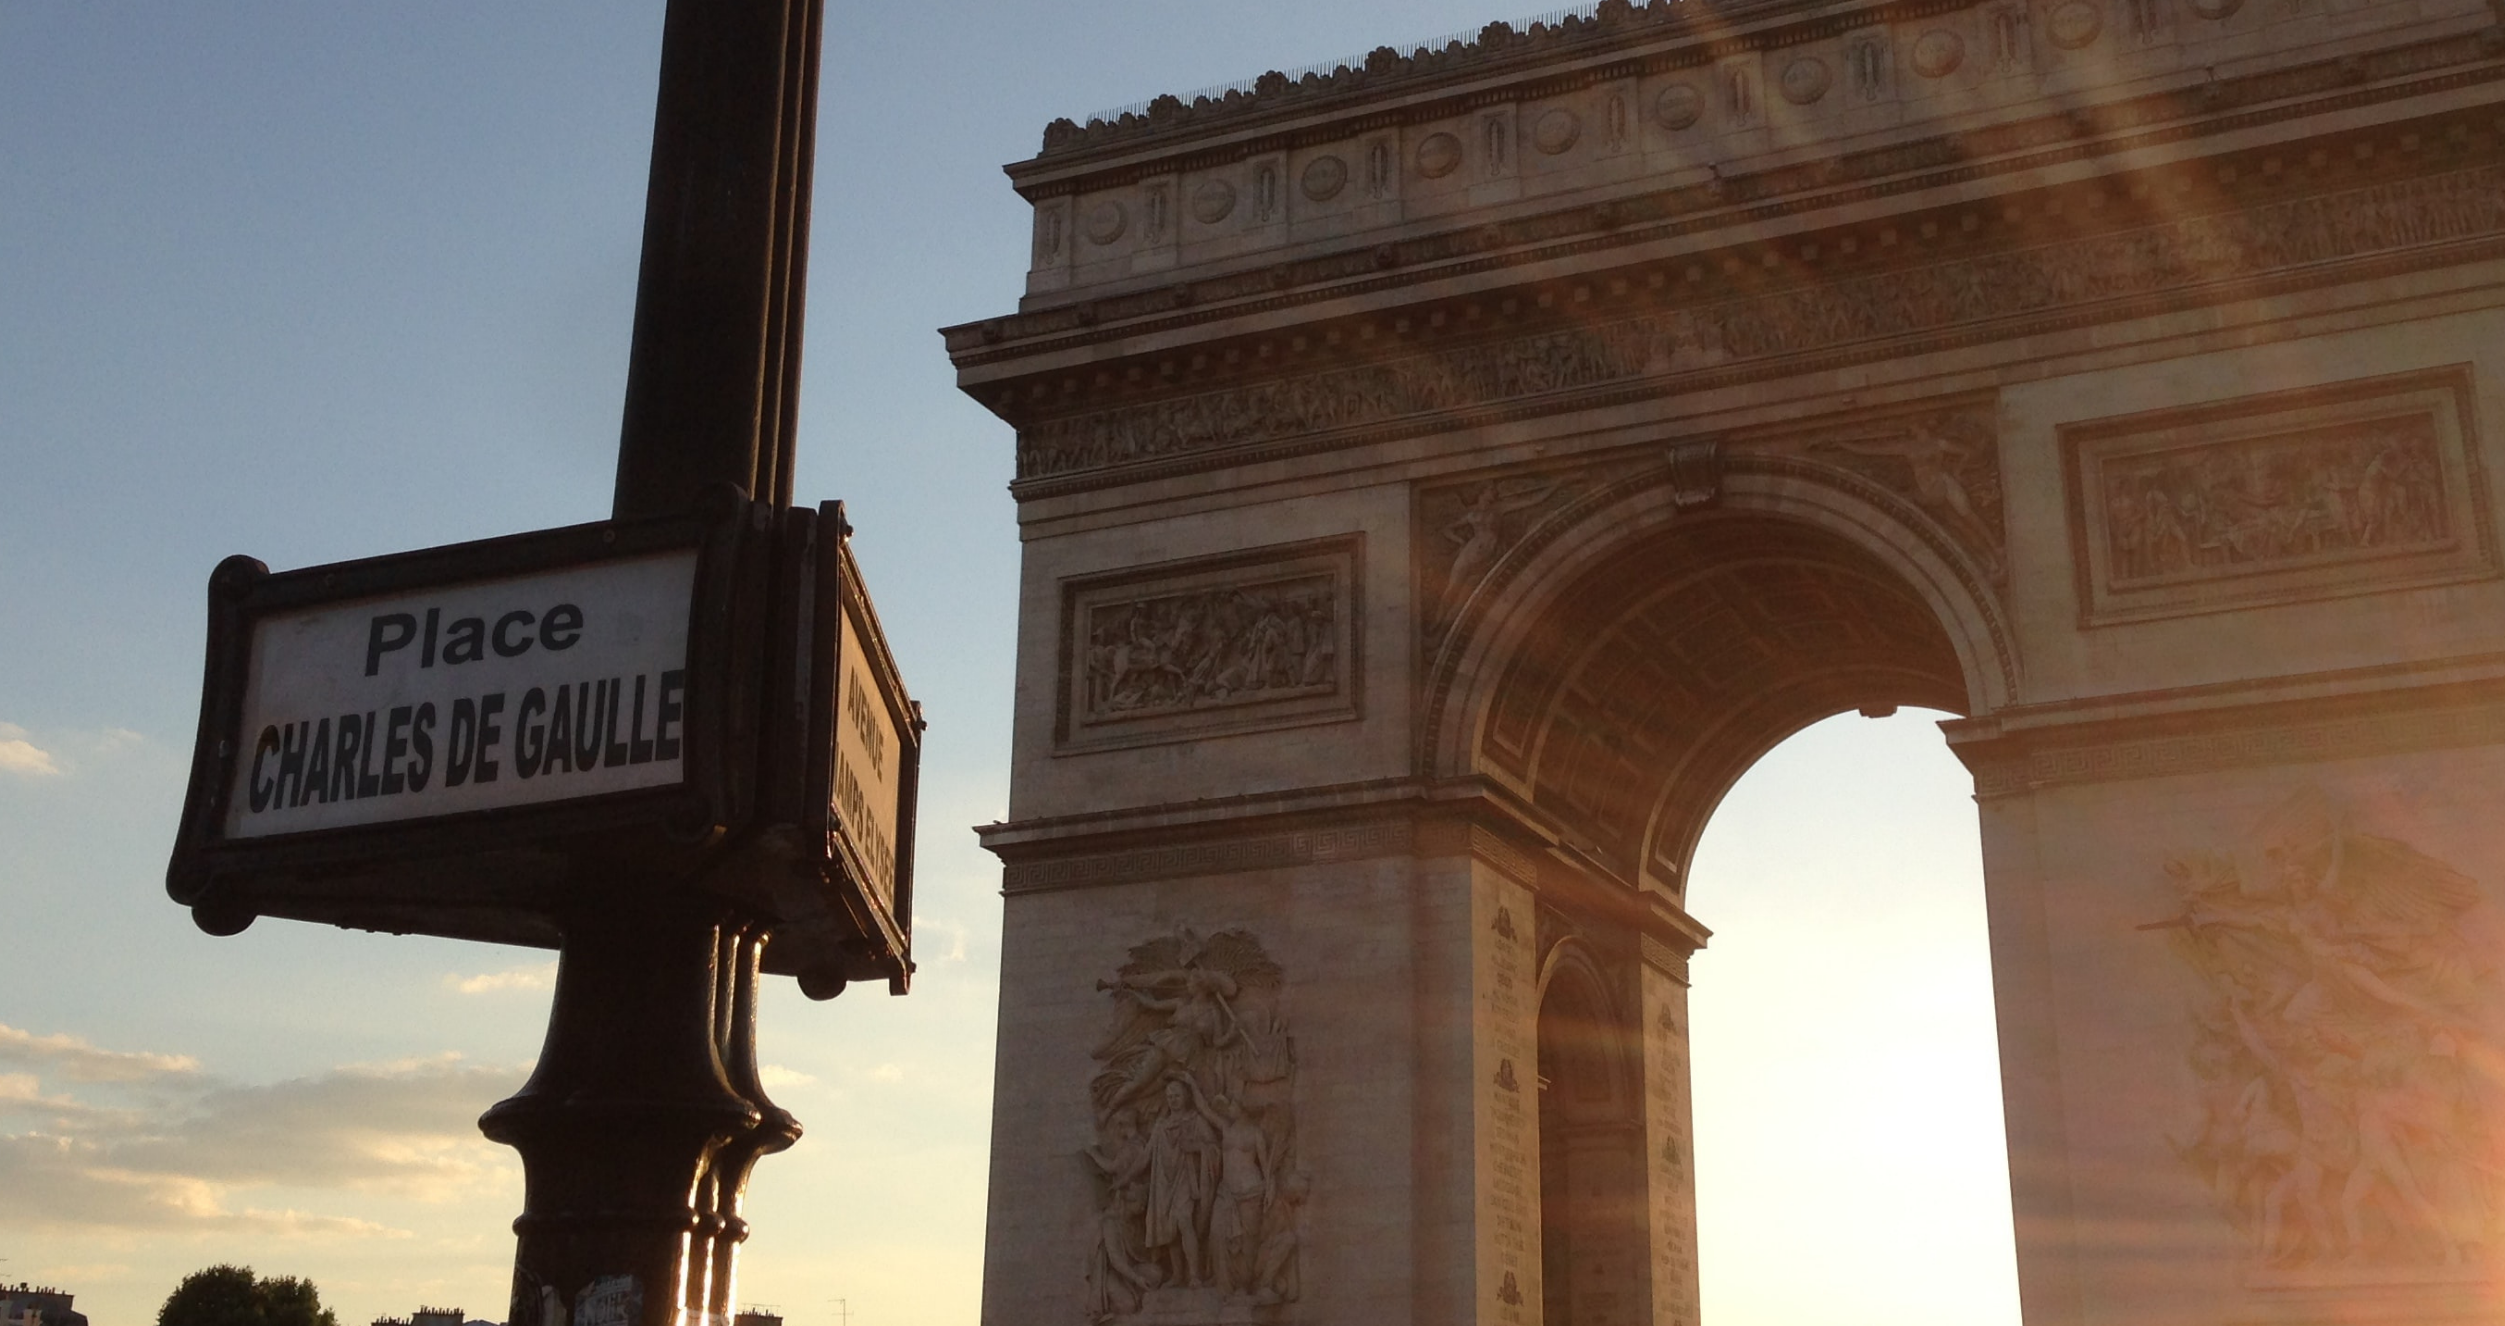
1016 158 2505 488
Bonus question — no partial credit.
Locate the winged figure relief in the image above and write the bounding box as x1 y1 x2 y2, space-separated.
1086 928 1304 1317
1430 477 1562 637
2149 788 2501 1271
1808 416 2006 577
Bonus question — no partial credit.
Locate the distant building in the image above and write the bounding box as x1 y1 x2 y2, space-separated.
733 1305 782 1326
372 1307 469 1326
0 1284 86 1326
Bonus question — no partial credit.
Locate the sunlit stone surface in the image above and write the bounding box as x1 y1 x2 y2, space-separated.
947 0 2505 1318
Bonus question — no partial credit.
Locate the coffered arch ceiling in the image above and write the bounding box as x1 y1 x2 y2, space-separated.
1476 514 1966 897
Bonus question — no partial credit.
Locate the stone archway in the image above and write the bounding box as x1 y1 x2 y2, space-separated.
1448 502 1974 895
956 0 2505 1321
1536 939 1648 1326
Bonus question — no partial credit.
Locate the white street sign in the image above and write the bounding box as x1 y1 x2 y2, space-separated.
224 550 698 838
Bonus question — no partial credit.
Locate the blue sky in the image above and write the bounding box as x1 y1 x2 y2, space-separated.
0 5 2014 1324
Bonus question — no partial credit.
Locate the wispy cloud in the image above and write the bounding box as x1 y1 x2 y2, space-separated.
758 1064 815 1090
0 723 62 777
444 962 557 995
0 1026 524 1235
0 1023 200 1082
867 1063 904 1083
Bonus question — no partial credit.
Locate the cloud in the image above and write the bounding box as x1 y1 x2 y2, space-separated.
444 963 557 995
0 1029 525 1235
0 1023 200 1082
758 1064 815 1090
868 1063 904 1083
0 723 62 777
925 917 971 963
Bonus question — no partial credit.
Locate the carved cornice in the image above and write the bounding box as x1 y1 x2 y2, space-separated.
1000 129 2505 499
1947 675 2505 796
997 814 1417 894
981 777 1708 946
950 38 2504 364
1026 0 1949 164
1638 934 1694 983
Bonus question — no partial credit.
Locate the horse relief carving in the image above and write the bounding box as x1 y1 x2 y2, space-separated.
1084 575 1338 721
1085 928 1304 1322
2149 788 2501 1274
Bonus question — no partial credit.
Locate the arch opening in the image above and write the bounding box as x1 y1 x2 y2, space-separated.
1682 710 2020 1325
1481 509 2005 1324
1475 512 1972 898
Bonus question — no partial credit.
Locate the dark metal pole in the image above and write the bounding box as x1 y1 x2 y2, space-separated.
485 3 823 1324
611 0 821 519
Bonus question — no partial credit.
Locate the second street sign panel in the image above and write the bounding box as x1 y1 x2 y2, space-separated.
228 551 698 838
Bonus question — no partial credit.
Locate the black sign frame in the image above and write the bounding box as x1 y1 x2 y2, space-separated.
167 487 773 946
744 502 922 995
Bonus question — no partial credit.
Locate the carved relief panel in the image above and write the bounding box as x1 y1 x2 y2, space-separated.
1058 536 1362 753
1085 927 1303 1322
2149 788 2502 1280
2065 368 2495 625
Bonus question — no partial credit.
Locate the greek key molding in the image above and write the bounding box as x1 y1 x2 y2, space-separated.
1638 935 1694 984
1957 692 2505 797
1001 818 1415 894
1015 156 2505 489
997 809 1561 895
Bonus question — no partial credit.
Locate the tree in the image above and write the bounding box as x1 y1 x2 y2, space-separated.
157 1266 340 1326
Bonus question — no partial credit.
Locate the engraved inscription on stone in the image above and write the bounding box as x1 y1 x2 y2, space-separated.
2067 370 2494 624
2150 788 2500 1277
1485 890 1537 1322
1059 537 1361 752
1085 927 1302 1322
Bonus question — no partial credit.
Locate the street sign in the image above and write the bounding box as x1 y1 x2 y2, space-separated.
802 502 920 990
225 550 697 838
168 489 770 945
739 503 921 996
168 490 920 996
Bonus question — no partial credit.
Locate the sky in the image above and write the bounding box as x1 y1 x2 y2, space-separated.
0 5 2015 1325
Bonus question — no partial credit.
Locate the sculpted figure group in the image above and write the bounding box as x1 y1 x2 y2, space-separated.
2155 788 2501 1271
1084 928 1305 1322
2103 419 2448 583
1085 581 1337 721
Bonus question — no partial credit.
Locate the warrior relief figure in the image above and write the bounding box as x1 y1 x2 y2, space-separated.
2150 788 2500 1270
1086 928 1302 1318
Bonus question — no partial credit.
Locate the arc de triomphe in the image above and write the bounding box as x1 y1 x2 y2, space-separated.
943 0 2505 1320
